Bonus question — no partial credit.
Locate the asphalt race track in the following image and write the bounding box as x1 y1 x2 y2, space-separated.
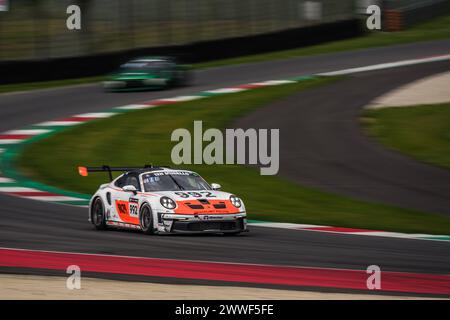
1 39 450 132
0 191 449 275
1 40 450 292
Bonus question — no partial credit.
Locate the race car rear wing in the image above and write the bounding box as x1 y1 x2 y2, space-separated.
78 165 159 181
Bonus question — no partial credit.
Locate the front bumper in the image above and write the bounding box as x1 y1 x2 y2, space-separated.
157 213 247 234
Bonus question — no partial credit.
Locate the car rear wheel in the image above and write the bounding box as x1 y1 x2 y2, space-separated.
92 197 107 230
139 204 154 235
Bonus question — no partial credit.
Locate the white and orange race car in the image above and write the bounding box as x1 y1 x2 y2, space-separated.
78 165 248 235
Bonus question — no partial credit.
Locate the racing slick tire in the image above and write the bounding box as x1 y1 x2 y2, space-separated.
92 197 107 230
139 204 154 235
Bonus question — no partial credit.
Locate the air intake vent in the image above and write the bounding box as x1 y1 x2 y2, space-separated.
198 199 210 204
213 202 226 209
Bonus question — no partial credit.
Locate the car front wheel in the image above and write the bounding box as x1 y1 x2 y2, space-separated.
92 197 107 230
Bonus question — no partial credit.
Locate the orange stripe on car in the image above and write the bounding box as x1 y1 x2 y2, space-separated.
174 199 240 215
115 200 139 224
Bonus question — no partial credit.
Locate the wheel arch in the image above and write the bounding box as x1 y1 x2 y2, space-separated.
89 195 102 222
139 201 156 234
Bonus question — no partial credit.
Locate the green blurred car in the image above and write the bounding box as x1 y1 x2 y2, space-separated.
103 56 192 91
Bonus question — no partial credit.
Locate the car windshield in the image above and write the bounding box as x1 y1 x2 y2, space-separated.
119 60 168 72
142 171 211 192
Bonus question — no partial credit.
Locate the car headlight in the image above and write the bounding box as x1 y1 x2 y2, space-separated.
160 196 177 209
229 195 242 208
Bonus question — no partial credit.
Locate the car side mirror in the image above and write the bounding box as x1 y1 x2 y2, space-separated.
211 183 221 190
123 185 137 194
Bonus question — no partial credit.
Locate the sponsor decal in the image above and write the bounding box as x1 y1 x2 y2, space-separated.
203 215 223 220
116 200 128 215
114 200 139 224
152 171 190 176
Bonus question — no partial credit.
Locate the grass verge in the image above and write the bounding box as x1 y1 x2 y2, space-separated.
17 78 450 234
363 103 450 169
2 14 450 94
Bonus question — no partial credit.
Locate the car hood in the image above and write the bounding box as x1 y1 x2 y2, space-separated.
153 190 233 201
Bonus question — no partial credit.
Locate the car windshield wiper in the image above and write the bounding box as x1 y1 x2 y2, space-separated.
168 175 185 190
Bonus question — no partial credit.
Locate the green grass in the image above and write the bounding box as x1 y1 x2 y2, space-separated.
17 77 450 234
364 103 450 169
2 14 450 94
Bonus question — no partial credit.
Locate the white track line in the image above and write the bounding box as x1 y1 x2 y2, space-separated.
35 121 82 126
115 104 150 110
4 129 50 135
0 139 24 144
317 54 450 76
251 80 297 86
204 88 247 94
159 95 206 102
74 112 117 118
21 196 86 202
249 222 325 229
248 222 449 241
0 187 40 192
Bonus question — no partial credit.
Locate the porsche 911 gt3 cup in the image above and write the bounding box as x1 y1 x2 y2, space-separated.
78 165 248 235
102 56 191 91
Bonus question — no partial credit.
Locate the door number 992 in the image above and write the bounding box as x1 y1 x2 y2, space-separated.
129 203 138 216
